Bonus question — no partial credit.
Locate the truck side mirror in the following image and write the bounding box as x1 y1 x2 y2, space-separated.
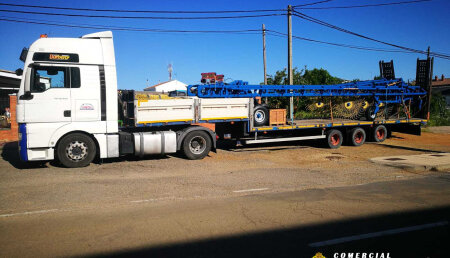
20 67 34 100
19 91 33 100
15 68 23 76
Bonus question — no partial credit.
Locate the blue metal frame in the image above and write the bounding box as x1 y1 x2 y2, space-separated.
187 78 426 107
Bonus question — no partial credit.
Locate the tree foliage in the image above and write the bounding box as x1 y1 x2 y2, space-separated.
265 67 343 118
428 93 450 126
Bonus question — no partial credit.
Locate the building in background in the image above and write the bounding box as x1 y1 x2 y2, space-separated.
0 69 20 143
0 69 20 113
432 74 450 108
143 80 187 93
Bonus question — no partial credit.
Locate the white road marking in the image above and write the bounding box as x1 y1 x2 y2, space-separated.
0 209 59 218
309 221 448 247
130 197 173 203
233 188 269 193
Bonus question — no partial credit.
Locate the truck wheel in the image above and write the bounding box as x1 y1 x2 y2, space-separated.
182 131 212 160
326 129 343 149
254 106 269 127
349 127 366 146
57 133 96 168
373 125 387 142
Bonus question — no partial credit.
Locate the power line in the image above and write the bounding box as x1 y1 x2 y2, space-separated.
0 2 285 14
298 0 432 10
294 0 334 8
0 16 261 34
292 10 450 60
267 30 414 53
3 14 447 57
0 9 283 19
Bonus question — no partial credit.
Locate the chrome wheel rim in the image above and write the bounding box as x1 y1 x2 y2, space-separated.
66 141 88 161
189 136 206 155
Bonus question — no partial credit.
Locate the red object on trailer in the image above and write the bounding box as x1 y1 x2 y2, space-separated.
201 72 224 84
216 74 224 82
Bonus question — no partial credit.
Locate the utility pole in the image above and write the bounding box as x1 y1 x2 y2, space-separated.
287 5 294 121
262 24 267 85
262 24 268 103
427 46 433 121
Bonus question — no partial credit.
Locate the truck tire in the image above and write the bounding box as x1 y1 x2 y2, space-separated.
57 133 96 168
349 127 366 146
254 106 269 127
373 125 387 142
182 131 212 160
326 129 343 149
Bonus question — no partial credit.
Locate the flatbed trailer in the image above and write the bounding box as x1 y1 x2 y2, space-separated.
14 31 431 168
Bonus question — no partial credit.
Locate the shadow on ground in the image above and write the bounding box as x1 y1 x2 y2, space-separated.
85 206 450 258
378 144 446 153
0 141 175 169
2 137 445 169
217 139 327 153
1 141 49 169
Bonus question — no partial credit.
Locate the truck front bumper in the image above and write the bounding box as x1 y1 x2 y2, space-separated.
18 123 28 161
18 123 54 161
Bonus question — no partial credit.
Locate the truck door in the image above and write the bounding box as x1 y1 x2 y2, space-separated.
70 65 101 122
23 65 74 123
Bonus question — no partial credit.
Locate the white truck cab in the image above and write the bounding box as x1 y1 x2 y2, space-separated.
16 31 235 167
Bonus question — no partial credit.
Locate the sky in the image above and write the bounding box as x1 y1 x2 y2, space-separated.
0 0 448 90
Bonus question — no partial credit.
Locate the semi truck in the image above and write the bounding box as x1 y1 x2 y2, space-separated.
15 31 429 168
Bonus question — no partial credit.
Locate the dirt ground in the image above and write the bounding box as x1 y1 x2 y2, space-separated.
0 131 449 257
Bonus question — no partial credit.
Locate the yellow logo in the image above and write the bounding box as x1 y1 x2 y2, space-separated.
49 54 70 60
312 253 326 258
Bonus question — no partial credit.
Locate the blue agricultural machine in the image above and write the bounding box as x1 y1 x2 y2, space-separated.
187 59 433 148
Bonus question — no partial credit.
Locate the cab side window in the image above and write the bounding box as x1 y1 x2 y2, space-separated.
31 67 81 92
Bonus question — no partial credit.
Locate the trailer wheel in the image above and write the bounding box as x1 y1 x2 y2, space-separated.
182 131 212 160
253 106 269 127
56 133 96 168
326 129 343 149
373 125 387 142
349 127 366 146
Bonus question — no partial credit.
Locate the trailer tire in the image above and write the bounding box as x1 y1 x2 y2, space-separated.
349 127 366 146
254 106 269 127
326 129 343 149
373 125 387 142
56 133 96 168
182 131 212 160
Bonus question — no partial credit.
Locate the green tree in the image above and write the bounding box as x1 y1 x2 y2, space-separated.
265 67 343 118
428 93 450 126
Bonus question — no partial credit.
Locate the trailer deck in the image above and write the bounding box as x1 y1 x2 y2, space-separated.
251 118 427 132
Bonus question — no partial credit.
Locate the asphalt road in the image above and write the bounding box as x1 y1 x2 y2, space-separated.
0 132 449 257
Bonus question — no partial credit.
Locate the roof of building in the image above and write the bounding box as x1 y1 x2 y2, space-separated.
143 79 187 90
0 69 21 80
432 75 450 87
432 79 450 87
0 69 21 91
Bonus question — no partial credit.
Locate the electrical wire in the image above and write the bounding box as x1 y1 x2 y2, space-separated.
292 10 450 60
267 30 414 53
298 0 432 10
294 0 334 8
0 9 284 19
0 2 285 14
0 16 261 34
